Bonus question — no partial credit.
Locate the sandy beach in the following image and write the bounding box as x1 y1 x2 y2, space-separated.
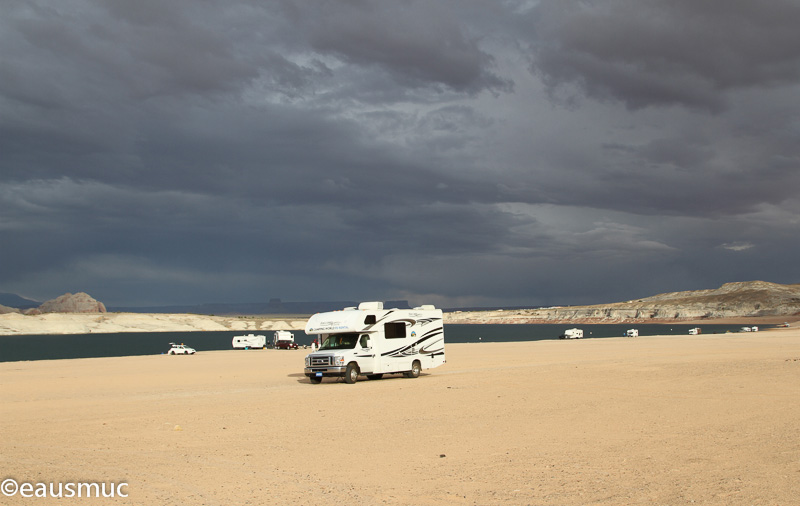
2 329 799 505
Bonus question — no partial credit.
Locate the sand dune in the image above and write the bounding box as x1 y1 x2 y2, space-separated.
2 328 799 504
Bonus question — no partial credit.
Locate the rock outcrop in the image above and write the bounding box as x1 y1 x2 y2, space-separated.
446 281 800 324
0 304 20 315
38 292 107 313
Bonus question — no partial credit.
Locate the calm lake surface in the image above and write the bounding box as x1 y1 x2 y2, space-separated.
0 323 764 363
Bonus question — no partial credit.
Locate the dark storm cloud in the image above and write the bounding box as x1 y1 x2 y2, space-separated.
280 0 512 96
1 0 799 307
528 0 800 111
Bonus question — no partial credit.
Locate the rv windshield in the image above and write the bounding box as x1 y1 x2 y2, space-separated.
319 333 359 350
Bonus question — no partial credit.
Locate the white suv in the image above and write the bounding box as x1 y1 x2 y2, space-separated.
168 343 196 355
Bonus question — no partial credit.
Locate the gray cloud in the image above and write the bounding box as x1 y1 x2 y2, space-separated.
1 0 799 307
528 0 800 111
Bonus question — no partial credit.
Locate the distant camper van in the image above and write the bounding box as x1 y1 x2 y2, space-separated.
559 328 583 339
303 302 445 384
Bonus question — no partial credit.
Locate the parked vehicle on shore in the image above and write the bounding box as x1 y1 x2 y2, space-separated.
303 302 445 384
232 334 266 349
559 328 583 339
168 343 195 355
274 330 298 349
688 327 701 335
626 329 639 337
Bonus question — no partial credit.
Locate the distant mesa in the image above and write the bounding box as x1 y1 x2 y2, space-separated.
0 292 107 315
36 292 107 314
446 280 800 324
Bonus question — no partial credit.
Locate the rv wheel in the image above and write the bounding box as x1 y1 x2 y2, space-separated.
344 363 359 384
405 360 421 378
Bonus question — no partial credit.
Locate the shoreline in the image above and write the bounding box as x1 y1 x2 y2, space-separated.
1 311 796 336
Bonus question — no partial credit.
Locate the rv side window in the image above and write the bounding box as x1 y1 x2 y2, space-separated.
364 315 376 325
384 322 406 339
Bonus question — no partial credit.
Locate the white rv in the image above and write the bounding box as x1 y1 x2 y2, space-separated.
559 328 583 339
273 330 297 349
232 334 266 349
303 302 445 384
688 327 701 335
626 329 639 338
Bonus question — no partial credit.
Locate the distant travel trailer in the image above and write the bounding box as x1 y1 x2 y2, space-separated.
303 301 445 384
688 327 701 335
232 334 266 349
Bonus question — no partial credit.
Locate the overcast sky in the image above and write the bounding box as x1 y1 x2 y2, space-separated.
2 0 800 308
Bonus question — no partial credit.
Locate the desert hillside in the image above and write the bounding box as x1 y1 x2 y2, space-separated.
2 281 800 335
446 281 800 324
0 312 307 336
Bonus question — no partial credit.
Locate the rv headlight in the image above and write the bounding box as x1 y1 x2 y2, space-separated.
333 356 345 366
305 356 310 367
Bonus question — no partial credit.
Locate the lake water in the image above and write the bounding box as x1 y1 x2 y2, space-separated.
0 323 762 363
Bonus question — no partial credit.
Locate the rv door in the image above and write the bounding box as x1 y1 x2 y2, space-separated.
356 334 378 375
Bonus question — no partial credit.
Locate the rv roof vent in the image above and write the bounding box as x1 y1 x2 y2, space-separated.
415 305 436 310
358 301 383 310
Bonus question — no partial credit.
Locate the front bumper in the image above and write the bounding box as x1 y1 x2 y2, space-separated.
304 366 346 378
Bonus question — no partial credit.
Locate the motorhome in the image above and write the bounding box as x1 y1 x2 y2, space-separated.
232 334 266 349
688 327 701 335
626 329 639 338
273 330 297 349
559 328 583 339
303 302 445 384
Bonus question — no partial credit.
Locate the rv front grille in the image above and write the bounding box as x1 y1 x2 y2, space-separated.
310 356 332 366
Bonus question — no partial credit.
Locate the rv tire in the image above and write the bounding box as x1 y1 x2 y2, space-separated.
405 360 421 378
345 363 359 384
